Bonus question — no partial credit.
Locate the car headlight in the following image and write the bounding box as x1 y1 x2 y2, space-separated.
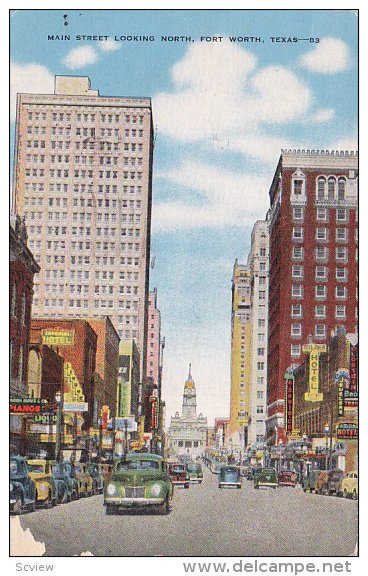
106 483 116 496
151 483 162 496
10 483 13 492
38 483 48 492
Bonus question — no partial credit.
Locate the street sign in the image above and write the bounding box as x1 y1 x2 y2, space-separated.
63 402 89 412
112 416 137 432
29 424 56 433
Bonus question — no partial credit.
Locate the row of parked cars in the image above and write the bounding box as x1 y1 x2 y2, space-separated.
302 469 358 499
10 455 110 515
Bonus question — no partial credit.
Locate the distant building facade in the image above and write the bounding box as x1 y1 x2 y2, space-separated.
228 261 252 452
167 367 208 458
247 220 269 447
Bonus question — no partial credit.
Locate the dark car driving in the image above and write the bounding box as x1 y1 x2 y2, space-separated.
10 456 36 514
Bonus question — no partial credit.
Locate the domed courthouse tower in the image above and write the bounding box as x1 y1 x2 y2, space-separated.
167 365 208 458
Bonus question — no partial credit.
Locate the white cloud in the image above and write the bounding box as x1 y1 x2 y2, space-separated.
153 41 314 144
10 61 54 120
310 108 335 123
98 38 121 52
299 37 351 74
62 45 98 69
330 135 358 152
153 160 269 231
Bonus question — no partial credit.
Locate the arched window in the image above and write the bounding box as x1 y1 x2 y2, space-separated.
328 177 336 200
338 177 346 200
317 177 326 200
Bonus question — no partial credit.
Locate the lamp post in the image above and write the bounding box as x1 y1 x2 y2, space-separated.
324 423 330 470
55 391 63 462
278 439 283 473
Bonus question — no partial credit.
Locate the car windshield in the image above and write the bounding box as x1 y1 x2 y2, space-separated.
62 463 72 474
74 465 83 473
117 459 159 471
186 464 200 471
171 465 185 472
52 464 61 476
28 463 45 473
222 468 238 476
10 460 21 477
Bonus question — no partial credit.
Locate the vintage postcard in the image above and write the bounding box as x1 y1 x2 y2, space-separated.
7 3 363 573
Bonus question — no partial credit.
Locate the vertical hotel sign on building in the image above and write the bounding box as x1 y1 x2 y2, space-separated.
302 343 326 402
284 369 294 436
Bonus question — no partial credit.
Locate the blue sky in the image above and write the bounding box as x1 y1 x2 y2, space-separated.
10 9 358 426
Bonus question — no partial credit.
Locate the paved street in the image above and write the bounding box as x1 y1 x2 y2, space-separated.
18 465 357 557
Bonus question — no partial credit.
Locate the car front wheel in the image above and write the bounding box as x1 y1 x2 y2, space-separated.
105 505 114 515
158 498 170 515
12 496 23 515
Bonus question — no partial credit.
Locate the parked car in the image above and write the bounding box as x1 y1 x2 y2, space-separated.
302 470 323 493
211 461 223 475
254 467 278 489
314 470 329 494
88 463 104 494
315 469 345 496
56 461 80 500
50 461 72 504
168 463 190 488
104 452 173 515
239 462 251 477
338 470 358 499
74 462 94 497
218 465 242 489
278 470 297 487
26 459 58 508
185 462 203 483
10 456 36 514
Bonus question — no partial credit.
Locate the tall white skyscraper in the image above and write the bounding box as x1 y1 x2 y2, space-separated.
13 75 154 382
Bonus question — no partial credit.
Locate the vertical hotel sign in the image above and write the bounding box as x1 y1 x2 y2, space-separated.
349 344 358 392
284 370 294 435
303 343 326 402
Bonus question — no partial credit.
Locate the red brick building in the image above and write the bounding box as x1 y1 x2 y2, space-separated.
146 289 161 391
30 319 97 429
10 213 40 397
88 317 120 420
266 150 358 444
28 340 64 403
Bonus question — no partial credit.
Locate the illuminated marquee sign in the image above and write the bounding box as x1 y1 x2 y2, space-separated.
42 329 75 346
349 344 358 393
150 396 158 430
343 390 358 411
303 343 326 402
336 422 358 440
338 381 344 416
285 378 294 435
10 398 49 415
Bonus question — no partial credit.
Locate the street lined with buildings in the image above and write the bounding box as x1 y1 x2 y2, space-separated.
18 464 357 557
10 71 358 558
